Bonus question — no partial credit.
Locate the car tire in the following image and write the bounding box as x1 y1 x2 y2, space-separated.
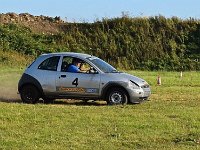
107 88 128 105
20 85 40 104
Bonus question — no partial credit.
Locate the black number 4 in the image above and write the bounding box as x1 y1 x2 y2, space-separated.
72 78 78 87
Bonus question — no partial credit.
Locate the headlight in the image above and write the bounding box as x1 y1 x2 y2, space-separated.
129 80 140 89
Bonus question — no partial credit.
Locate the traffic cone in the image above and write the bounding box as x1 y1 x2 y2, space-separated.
157 75 161 85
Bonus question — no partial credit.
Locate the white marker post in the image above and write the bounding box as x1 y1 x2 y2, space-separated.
180 71 183 78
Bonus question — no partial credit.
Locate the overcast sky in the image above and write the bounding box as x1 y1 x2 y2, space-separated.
0 0 200 22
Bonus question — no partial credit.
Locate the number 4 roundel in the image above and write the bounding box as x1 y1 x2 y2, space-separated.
72 78 78 87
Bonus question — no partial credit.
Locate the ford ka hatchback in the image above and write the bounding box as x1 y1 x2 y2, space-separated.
18 52 151 105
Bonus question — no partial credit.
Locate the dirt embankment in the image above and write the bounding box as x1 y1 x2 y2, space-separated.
0 12 66 34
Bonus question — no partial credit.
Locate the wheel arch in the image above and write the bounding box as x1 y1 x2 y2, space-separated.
18 73 44 97
101 82 130 102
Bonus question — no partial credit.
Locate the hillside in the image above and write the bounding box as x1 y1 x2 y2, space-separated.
0 13 200 70
0 13 64 34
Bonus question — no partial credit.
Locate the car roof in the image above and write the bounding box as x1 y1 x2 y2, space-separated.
41 52 93 59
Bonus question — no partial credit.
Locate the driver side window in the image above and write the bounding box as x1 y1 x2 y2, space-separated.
61 56 97 73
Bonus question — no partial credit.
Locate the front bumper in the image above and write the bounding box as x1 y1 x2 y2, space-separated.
127 87 151 103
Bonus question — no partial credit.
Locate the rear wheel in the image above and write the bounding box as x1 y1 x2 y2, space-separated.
107 88 128 105
20 85 40 104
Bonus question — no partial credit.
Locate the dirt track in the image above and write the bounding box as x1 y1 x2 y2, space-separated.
0 85 20 102
0 71 21 103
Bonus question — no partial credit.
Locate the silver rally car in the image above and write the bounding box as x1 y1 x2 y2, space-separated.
18 52 151 104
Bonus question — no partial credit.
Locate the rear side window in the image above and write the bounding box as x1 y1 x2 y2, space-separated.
38 56 60 71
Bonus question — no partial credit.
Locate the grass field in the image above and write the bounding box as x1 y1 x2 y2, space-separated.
0 68 200 149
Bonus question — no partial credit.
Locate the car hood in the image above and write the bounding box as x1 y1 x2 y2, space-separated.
116 72 148 86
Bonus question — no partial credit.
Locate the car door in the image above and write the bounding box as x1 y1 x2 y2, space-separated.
55 56 101 98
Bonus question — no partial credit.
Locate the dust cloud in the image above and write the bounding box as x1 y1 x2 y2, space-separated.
0 81 21 103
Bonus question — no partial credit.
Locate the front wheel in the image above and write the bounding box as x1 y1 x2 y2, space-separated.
107 88 128 105
20 85 40 104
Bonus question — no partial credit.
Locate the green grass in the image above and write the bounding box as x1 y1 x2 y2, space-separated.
0 50 34 68
0 68 200 149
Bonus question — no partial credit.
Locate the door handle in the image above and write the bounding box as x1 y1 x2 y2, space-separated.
60 75 66 78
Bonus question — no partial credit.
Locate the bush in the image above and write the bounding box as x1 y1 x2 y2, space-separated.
0 16 200 70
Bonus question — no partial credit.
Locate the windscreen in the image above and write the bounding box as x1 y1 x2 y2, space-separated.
87 57 118 73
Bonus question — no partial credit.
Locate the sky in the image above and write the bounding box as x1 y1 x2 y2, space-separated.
0 0 200 22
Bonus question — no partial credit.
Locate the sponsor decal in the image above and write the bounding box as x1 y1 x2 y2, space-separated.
86 88 98 93
57 87 99 93
58 87 85 93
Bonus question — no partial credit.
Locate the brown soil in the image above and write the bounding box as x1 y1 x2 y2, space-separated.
0 12 66 34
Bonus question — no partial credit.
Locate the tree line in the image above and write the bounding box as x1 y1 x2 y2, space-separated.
0 15 199 70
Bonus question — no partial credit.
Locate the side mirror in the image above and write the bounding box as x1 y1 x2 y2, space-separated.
89 67 98 74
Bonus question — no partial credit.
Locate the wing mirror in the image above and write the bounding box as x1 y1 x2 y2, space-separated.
89 67 98 74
